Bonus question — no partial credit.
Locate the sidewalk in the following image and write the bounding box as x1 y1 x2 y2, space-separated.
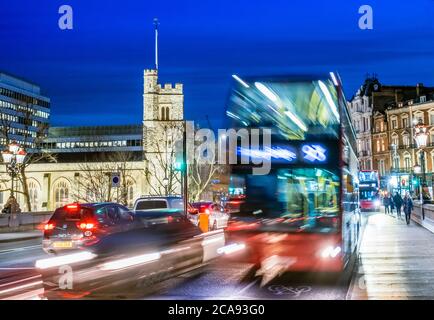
0 231 42 243
348 212 434 299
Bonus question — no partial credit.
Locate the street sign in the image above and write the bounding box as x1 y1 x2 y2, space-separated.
111 172 120 187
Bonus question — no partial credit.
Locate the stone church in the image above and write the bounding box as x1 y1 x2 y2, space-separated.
0 69 184 212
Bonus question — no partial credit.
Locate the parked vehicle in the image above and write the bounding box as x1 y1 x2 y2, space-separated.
191 202 230 230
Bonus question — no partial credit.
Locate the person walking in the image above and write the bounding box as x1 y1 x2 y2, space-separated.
393 192 403 220
383 193 391 214
403 192 413 225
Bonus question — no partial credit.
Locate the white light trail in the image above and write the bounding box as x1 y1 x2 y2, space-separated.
284 110 308 131
217 243 246 255
35 251 96 269
318 80 340 121
232 74 250 88
255 82 277 102
100 252 161 271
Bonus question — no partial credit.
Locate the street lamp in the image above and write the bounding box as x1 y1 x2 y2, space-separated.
414 121 429 218
1 142 27 200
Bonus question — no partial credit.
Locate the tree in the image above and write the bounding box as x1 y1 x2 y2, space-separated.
144 122 183 196
0 107 56 211
72 152 137 206
187 130 224 202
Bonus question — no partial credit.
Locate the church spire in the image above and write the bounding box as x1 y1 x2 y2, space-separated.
153 18 159 70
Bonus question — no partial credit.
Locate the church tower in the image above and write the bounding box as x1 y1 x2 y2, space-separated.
142 19 184 195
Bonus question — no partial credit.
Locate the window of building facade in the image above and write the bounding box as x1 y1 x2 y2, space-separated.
393 155 400 169
403 133 410 147
430 111 434 125
54 180 70 208
379 160 385 176
391 134 399 148
402 115 409 128
404 155 411 170
391 118 398 129
376 140 380 152
28 181 39 211
381 138 386 152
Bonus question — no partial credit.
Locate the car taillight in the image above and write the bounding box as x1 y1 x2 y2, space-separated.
44 223 55 231
66 203 79 210
204 208 210 214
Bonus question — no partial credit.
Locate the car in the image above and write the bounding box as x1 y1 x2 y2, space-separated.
223 195 246 214
133 195 198 214
190 202 230 231
37 208 228 299
42 202 135 255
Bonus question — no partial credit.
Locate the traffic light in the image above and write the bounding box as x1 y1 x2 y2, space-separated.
174 139 185 171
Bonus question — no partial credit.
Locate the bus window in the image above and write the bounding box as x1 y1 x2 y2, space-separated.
233 167 340 233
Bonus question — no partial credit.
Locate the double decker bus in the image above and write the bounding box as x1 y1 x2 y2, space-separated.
359 170 380 211
224 73 361 274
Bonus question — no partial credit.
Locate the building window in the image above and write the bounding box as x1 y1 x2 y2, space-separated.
403 134 410 147
404 156 411 170
393 156 400 170
28 181 39 211
376 140 380 152
379 160 385 176
54 180 70 208
391 135 399 148
402 117 408 128
430 112 434 125
431 131 434 146
391 119 398 129
381 139 386 152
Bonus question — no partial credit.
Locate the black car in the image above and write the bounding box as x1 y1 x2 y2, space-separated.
37 207 226 299
42 203 135 255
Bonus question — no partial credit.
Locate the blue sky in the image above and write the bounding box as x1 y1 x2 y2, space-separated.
1 0 434 129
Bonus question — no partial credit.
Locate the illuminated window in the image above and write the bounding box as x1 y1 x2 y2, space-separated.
28 181 39 211
54 180 70 208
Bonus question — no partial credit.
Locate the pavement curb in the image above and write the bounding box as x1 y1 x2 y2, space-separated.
0 235 41 244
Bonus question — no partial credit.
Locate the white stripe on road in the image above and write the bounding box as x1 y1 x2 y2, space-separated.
0 275 41 288
0 267 36 270
0 245 42 255
0 280 43 295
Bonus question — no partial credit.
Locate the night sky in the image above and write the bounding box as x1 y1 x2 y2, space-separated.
1 0 434 129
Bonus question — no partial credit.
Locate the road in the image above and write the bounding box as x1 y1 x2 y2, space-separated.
5 210 433 300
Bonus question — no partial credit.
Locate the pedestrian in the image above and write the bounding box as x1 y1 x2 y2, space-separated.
383 193 391 214
393 192 403 219
403 192 413 225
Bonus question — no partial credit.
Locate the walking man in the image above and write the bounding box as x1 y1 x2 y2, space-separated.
403 192 413 225
383 193 391 214
393 192 403 219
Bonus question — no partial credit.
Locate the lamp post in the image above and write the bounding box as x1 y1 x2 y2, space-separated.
1 142 27 212
414 120 429 219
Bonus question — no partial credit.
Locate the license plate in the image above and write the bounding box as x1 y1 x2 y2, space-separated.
53 241 73 248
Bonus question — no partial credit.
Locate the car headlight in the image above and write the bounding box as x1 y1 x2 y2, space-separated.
320 246 341 258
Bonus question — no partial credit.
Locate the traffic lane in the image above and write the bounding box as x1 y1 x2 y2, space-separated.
0 237 45 269
147 260 350 300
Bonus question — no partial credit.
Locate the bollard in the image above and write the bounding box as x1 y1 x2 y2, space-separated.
198 213 209 233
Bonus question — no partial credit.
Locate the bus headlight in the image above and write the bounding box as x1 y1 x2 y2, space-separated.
374 200 381 207
321 246 341 258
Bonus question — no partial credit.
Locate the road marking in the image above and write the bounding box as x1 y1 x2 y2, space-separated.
229 278 258 298
0 275 41 288
0 245 42 255
0 280 43 295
